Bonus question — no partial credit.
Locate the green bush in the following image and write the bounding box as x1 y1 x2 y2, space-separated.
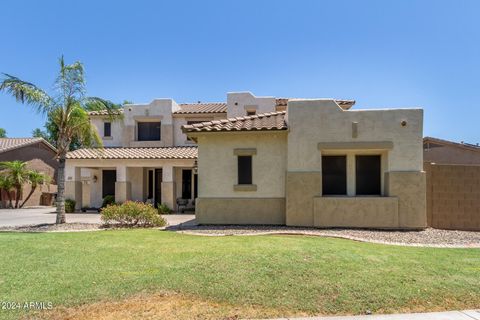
65 199 76 213
157 203 172 215
101 201 166 227
102 195 115 208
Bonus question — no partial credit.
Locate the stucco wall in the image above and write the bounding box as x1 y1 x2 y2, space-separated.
90 117 124 147
287 100 423 172
196 197 285 225
197 131 287 198
314 197 399 228
227 92 277 118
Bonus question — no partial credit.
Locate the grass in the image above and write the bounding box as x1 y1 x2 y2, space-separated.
0 230 479 319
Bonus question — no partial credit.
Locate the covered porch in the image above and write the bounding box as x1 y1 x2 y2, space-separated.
65 147 198 212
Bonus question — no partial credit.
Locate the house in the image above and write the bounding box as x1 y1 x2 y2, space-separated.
65 99 226 210
184 92 426 229
423 137 480 230
0 138 58 207
65 92 426 230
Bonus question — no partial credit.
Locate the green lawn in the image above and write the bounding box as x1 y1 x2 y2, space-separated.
0 230 479 319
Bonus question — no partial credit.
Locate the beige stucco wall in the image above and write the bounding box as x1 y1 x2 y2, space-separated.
314 197 399 228
197 131 287 198
287 100 423 172
196 198 285 225
227 92 277 118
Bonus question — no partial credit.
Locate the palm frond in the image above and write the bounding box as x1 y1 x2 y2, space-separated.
84 96 124 121
0 74 53 115
55 56 86 102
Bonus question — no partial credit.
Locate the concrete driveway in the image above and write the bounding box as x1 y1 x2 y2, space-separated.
0 207 196 228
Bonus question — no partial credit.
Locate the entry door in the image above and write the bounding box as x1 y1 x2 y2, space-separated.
102 170 116 198
154 169 162 207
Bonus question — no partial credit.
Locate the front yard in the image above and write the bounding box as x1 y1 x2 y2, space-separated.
0 230 479 319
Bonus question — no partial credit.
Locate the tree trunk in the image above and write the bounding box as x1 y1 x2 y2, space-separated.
14 185 21 209
20 185 37 208
56 156 66 224
6 191 13 208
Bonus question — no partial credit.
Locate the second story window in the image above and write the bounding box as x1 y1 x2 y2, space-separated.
104 122 111 137
138 122 161 141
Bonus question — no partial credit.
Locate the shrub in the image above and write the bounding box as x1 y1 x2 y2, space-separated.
102 195 115 208
157 203 172 215
65 199 76 213
101 201 166 227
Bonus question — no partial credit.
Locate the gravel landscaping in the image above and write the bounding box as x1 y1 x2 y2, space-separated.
0 223 105 232
176 225 480 248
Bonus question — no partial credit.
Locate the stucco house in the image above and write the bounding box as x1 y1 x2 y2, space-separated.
65 92 426 229
0 138 58 207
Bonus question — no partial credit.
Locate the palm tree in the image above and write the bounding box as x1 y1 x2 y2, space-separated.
20 170 51 208
0 161 29 208
0 175 14 208
0 56 120 223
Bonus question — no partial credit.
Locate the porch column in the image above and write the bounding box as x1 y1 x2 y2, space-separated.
115 165 131 203
161 165 176 211
65 166 82 211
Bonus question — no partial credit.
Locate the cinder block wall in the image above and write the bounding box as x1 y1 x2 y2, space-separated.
425 162 480 231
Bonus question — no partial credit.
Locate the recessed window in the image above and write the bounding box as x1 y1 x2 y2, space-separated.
138 122 161 141
322 155 347 195
182 169 192 199
104 122 111 137
356 155 381 195
246 110 256 116
238 156 252 185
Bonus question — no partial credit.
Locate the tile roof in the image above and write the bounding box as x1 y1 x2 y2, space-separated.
66 146 197 160
88 109 124 116
182 111 287 133
424 137 480 152
276 98 355 109
0 138 57 154
175 103 227 114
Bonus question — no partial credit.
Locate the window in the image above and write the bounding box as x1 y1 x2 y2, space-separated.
138 122 161 141
237 156 252 185
322 156 347 195
246 110 256 116
356 155 381 195
147 170 153 199
104 122 111 137
182 169 192 199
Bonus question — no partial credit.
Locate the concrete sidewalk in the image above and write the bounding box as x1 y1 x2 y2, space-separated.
273 310 480 320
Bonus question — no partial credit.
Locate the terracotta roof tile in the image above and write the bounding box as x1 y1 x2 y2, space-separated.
66 146 197 160
0 138 57 154
88 109 124 116
174 103 227 114
182 111 287 133
276 98 355 109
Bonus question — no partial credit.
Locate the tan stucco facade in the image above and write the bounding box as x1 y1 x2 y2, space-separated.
190 96 426 229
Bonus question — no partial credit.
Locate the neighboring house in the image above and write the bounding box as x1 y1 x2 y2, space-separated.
423 137 480 230
0 138 58 207
184 93 425 229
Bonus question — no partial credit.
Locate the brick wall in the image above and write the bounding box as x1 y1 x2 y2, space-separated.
425 162 480 230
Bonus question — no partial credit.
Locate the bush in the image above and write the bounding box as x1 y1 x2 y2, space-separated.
65 199 76 213
102 195 115 208
101 201 166 227
157 203 172 215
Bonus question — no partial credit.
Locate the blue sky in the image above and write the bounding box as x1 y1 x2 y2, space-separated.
1 0 479 143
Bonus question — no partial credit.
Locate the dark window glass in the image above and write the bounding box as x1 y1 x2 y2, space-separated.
182 169 192 199
238 156 252 185
147 170 153 199
356 155 381 195
246 110 256 116
138 122 161 141
104 122 111 137
322 156 347 195
102 170 116 198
